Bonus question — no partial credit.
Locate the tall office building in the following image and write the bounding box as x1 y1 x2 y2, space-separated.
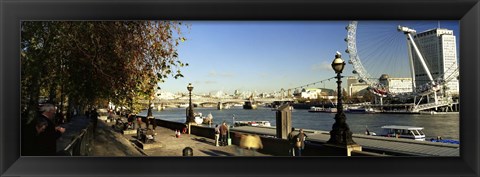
412 28 459 95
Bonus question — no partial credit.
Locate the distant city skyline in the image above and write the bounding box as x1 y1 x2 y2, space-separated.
159 21 459 95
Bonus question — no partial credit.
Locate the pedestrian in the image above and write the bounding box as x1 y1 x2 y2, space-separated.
214 124 220 146
22 117 48 155
127 113 136 130
219 122 229 146
287 127 297 156
295 129 308 156
32 103 66 155
90 108 99 135
137 117 143 129
85 110 90 119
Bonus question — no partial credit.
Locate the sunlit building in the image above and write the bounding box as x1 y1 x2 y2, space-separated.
293 88 334 99
412 28 459 95
379 74 413 94
347 76 369 97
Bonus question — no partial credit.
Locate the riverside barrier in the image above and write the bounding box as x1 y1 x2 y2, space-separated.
137 116 385 156
56 116 94 156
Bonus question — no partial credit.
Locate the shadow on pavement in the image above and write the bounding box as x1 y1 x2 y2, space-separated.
198 150 222 156
207 149 236 156
191 137 215 146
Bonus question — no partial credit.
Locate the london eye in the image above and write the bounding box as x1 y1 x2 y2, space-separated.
345 21 459 110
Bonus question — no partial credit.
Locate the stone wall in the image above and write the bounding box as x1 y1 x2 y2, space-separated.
142 117 383 156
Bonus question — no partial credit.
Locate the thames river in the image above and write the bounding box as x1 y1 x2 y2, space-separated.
139 107 459 140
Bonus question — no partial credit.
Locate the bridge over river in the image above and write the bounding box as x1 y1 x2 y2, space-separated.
138 97 294 108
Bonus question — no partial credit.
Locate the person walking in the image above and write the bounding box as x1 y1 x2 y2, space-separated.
287 127 297 156
219 122 229 146
295 129 308 156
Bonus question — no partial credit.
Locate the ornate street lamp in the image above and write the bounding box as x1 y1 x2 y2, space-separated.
147 95 154 118
186 83 195 123
327 51 356 145
146 94 155 130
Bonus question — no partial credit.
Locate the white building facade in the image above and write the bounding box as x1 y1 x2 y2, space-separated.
379 74 413 94
293 88 334 99
347 76 369 97
412 28 459 95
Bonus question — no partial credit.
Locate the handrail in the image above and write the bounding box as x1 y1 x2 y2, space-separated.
62 123 94 156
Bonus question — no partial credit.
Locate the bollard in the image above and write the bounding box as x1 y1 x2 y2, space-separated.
183 147 193 156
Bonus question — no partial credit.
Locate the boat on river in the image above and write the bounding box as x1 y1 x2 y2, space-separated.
308 106 336 113
375 125 426 141
345 107 376 114
234 121 271 127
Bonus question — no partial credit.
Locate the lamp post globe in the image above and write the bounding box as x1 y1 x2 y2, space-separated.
327 51 356 145
187 83 193 92
331 51 345 74
186 83 195 123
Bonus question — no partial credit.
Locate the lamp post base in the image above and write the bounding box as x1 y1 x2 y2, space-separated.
323 143 362 156
327 112 356 145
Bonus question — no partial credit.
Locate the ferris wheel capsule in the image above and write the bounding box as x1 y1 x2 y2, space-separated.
352 70 357 74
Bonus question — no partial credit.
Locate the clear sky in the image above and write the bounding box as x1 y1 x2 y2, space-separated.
160 21 459 95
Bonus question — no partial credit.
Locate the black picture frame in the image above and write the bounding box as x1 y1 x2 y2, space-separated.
1 0 479 176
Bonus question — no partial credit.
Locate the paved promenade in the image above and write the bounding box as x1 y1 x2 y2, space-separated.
91 119 270 156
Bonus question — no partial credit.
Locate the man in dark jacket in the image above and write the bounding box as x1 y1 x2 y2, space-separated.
32 103 66 155
22 117 48 155
287 127 297 156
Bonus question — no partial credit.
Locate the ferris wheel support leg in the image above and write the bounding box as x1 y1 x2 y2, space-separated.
406 33 435 84
406 40 417 91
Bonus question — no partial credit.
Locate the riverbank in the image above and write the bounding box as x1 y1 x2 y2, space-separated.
138 107 460 140
92 119 271 156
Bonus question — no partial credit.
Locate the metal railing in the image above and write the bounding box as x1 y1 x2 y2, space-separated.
62 123 94 156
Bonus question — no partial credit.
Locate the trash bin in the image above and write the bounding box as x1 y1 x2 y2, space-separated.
227 130 232 146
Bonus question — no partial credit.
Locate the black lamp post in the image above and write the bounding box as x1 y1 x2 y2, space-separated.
186 83 195 123
147 99 153 118
327 52 356 145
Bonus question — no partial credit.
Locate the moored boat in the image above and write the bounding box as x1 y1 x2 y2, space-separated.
345 107 376 114
308 106 325 112
308 106 337 113
375 125 426 141
234 121 271 127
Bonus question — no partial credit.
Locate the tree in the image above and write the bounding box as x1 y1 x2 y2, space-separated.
21 21 189 123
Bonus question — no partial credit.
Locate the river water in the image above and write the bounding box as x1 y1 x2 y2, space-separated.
139 107 459 140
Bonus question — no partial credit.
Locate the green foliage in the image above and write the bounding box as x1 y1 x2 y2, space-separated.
21 21 189 121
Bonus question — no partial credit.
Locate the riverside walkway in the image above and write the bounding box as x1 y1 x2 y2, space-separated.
57 116 458 156
92 120 270 156
231 126 460 156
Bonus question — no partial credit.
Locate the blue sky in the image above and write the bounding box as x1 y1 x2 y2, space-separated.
160 21 459 94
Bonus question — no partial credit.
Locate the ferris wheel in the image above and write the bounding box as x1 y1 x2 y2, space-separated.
344 21 459 100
